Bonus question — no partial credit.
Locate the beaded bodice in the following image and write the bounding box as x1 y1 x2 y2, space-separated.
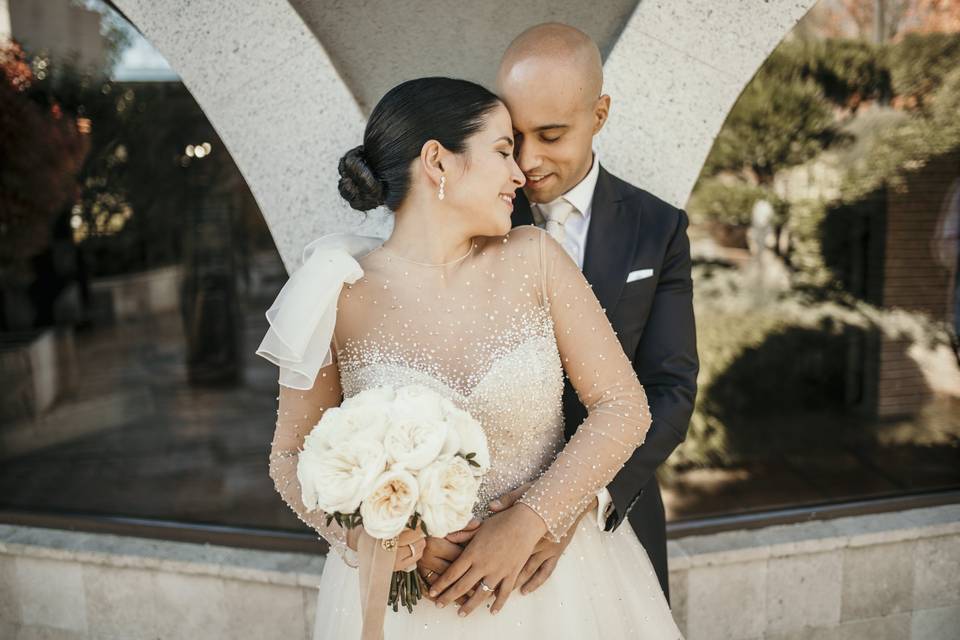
265 225 651 563
337 302 565 523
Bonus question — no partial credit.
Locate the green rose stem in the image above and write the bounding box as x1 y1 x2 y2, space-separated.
404 571 414 612
390 571 400 613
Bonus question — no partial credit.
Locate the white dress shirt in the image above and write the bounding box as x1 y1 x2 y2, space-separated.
531 153 615 531
531 152 599 269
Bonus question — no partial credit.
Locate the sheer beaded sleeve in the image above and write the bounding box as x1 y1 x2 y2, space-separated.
518 229 652 541
268 357 358 566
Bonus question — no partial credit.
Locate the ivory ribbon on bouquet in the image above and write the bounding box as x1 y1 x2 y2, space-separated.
357 532 400 640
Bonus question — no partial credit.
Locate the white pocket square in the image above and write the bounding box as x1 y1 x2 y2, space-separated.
626 268 654 283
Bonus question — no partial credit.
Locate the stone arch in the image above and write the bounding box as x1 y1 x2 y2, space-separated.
112 0 819 266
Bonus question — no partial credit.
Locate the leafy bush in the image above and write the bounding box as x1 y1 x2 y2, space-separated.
701 32 960 197
688 178 785 227
703 74 836 183
767 39 892 108
888 32 960 109
785 198 833 289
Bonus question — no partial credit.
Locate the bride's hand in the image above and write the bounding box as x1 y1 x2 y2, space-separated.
392 527 427 571
429 502 547 616
347 526 426 572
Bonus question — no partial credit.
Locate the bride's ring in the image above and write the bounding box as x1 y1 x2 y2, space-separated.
478 579 495 593
381 536 398 551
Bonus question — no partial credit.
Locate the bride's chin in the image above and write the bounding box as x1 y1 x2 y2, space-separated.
493 219 511 236
478 215 510 238
496 213 513 236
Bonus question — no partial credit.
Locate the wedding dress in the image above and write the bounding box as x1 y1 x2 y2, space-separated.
258 225 682 639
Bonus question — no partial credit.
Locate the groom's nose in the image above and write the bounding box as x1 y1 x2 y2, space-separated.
515 138 541 174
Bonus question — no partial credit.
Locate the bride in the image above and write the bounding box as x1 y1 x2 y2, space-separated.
257 76 682 639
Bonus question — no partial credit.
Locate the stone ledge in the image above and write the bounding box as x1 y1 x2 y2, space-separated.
4 504 957 585
0 524 325 589
2 503 958 639
666 504 960 571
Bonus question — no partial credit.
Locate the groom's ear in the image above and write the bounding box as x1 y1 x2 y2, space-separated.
592 94 611 135
419 139 447 184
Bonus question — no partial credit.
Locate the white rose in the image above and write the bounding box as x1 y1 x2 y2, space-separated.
304 404 391 453
393 385 446 421
443 404 490 475
334 405 392 443
360 469 419 539
296 446 326 511
383 414 447 471
416 456 479 537
342 386 396 410
300 439 386 514
301 407 344 453
439 418 461 459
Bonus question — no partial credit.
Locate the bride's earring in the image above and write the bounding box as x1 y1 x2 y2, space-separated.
438 175 446 201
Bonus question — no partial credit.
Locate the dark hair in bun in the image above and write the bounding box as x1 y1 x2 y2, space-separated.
338 146 384 211
337 77 501 212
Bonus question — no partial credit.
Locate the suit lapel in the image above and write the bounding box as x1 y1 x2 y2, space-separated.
512 189 535 227
583 166 643 315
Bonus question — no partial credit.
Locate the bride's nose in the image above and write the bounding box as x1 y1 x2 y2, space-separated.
510 159 526 188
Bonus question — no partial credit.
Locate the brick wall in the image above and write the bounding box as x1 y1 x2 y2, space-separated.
877 151 959 418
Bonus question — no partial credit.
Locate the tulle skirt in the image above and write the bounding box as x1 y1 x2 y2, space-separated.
312 518 683 639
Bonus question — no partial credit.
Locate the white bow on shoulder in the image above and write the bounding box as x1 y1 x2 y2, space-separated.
255 233 384 390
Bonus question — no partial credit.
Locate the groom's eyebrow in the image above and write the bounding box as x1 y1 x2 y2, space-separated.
534 124 569 132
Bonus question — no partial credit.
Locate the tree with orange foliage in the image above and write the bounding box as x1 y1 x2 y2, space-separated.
0 40 88 270
842 0 911 41
904 0 960 34
0 40 90 330
817 0 960 41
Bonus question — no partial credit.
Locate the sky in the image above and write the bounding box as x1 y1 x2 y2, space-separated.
112 29 178 82
82 0 179 81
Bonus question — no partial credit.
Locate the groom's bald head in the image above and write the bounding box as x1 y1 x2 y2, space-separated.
496 23 609 204
497 23 603 108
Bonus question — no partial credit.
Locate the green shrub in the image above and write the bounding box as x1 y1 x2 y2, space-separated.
703 74 836 183
888 32 960 109
688 178 786 227
767 39 892 107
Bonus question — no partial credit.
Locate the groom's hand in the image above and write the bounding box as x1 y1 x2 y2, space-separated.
418 518 480 605
514 520 580 594
418 537 461 599
488 481 594 595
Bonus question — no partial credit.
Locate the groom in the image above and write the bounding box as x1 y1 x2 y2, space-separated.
421 22 698 604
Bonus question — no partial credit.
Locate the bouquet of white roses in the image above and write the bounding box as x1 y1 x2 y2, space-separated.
297 384 489 612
